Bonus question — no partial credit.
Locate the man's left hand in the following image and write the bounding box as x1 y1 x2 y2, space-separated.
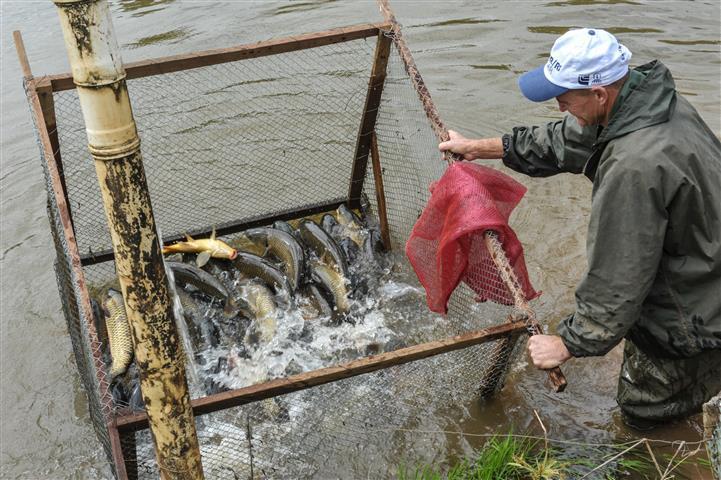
527 334 572 369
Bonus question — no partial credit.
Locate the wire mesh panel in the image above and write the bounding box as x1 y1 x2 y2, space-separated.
37 25 528 478
23 80 117 477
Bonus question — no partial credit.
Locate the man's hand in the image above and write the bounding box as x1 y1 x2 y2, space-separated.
438 130 504 161
527 334 572 369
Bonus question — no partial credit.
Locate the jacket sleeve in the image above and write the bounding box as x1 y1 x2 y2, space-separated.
503 115 596 177
557 150 668 357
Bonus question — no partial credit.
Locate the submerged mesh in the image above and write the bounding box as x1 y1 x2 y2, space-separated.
406 162 539 314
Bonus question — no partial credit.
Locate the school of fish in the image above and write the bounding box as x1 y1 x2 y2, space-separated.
94 205 388 411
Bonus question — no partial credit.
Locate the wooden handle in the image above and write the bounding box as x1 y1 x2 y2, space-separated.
546 366 567 392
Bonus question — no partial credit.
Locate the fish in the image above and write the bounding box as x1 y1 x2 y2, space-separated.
110 379 129 407
334 205 366 247
320 214 342 237
129 379 145 412
102 289 134 378
297 220 349 278
237 227 305 291
364 228 386 265
166 261 237 316
336 203 365 226
175 288 222 352
241 281 278 344
338 237 360 265
302 282 334 318
309 260 351 316
162 228 237 267
272 220 296 236
232 251 293 305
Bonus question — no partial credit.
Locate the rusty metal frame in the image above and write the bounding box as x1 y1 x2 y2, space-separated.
116 319 527 433
348 31 392 209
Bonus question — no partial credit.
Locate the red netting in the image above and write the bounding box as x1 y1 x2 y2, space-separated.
406 162 539 313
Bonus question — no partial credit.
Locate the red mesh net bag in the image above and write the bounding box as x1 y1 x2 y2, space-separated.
406 162 539 314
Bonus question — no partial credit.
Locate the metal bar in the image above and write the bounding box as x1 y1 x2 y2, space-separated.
47 22 393 92
36 82 74 230
52 1 203 477
116 320 528 433
348 31 392 208
484 231 567 392
107 421 130 480
369 131 392 250
79 198 348 266
12 31 32 79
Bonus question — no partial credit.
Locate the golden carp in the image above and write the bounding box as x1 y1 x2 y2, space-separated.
162 228 237 267
102 289 134 378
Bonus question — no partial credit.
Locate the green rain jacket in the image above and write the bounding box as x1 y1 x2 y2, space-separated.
502 61 721 360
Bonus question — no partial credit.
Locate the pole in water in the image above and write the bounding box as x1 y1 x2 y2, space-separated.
51 1 204 477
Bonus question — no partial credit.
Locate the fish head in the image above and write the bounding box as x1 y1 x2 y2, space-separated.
210 240 238 260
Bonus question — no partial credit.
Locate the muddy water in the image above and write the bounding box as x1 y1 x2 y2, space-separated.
1 1 719 478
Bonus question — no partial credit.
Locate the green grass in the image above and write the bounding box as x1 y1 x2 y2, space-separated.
396 433 711 480
397 433 557 480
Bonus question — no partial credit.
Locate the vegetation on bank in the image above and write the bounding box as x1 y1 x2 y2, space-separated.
397 430 712 480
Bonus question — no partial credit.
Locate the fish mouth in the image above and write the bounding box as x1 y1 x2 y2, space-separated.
229 250 238 260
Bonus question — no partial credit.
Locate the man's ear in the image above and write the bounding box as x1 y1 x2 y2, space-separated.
591 86 609 105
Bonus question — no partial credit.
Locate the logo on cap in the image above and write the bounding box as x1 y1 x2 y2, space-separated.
578 73 603 86
546 55 563 73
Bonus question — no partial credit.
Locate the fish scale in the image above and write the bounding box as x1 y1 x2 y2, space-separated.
103 291 134 378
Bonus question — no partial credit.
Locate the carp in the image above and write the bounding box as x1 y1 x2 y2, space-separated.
336 203 365 226
236 227 305 291
272 220 296 236
301 282 334 319
162 228 237 267
166 261 237 315
102 289 134 378
320 214 342 237
338 237 360 264
232 251 293 305
334 204 366 247
297 220 349 278
309 260 350 315
176 288 222 352
241 281 278 344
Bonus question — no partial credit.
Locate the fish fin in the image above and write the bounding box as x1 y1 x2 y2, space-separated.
196 251 210 267
185 233 194 241
210 227 217 241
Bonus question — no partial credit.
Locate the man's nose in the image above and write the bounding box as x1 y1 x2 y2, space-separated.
558 102 567 112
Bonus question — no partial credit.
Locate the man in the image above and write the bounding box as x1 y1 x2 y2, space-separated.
439 28 721 428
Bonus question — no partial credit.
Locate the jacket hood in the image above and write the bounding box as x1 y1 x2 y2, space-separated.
597 60 677 144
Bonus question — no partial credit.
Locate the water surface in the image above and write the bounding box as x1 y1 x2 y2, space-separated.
1 1 718 477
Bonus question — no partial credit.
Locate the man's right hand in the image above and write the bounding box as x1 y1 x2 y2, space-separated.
438 130 504 161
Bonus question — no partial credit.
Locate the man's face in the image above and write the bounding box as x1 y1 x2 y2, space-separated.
555 89 606 127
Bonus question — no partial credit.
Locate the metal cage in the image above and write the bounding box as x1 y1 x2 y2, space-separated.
20 20 532 478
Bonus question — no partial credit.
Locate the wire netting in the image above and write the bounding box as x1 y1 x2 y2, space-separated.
37 28 530 478
24 80 117 477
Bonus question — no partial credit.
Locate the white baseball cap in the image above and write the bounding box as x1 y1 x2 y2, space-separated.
518 28 632 102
